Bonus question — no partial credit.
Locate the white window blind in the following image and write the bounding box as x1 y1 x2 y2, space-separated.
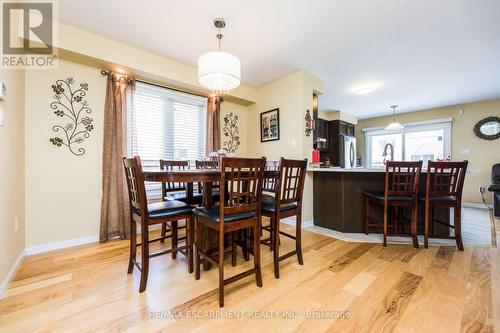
128 81 207 198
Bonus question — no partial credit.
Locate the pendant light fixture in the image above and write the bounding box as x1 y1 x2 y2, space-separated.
198 18 241 95
385 105 404 130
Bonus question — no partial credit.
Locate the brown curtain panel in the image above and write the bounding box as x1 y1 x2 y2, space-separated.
206 96 221 153
99 73 135 242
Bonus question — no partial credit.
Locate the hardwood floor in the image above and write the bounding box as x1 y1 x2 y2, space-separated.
1 221 499 333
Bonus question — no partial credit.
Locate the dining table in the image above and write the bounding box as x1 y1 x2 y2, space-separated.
143 167 278 270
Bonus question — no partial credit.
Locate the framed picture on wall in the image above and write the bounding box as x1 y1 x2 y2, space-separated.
260 108 280 142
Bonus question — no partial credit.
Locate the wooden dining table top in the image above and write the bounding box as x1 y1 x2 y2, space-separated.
143 168 277 182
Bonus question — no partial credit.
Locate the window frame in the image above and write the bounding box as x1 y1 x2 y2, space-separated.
363 118 452 168
127 81 208 199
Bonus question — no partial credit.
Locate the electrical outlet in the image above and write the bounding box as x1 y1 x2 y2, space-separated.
14 217 19 232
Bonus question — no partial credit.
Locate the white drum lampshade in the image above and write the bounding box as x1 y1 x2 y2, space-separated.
198 51 241 95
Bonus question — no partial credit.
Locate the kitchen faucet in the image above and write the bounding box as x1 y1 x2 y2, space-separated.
382 143 394 165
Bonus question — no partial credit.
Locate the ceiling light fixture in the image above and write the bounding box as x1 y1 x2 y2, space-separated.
348 81 382 95
198 18 241 95
385 105 404 130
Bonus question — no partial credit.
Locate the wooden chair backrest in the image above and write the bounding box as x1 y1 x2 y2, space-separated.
219 157 265 224
123 156 148 214
159 160 189 197
263 160 280 194
426 160 468 200
275 158 308 205
385 161 423 198
195 159 220 193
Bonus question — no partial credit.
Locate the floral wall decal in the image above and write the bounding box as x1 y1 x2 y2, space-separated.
49 77 93 156
222 112 240 153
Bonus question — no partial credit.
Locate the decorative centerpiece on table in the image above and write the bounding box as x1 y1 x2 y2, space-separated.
208 150 235 168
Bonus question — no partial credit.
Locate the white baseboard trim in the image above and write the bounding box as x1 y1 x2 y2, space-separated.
0 249 26 300
281 217 314 228
462 202 493 210
25 234 99 256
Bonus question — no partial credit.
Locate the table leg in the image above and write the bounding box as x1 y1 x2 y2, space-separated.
202 181 213 271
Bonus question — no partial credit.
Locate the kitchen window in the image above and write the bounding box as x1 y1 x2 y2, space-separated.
128 81 207 198
364 118 452 168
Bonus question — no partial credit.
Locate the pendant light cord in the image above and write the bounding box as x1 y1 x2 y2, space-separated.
217 26 222 51
391 105 398 122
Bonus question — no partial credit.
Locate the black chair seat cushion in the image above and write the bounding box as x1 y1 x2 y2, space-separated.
165 191 220 203
135 200 194 219
260 195 298 213
363 191 413 201
193 206 255 223
418 194 456 203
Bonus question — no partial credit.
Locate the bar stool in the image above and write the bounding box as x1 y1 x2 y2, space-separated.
193 157 265 307
363 161 423 248
260 158 308 278
159 160 200 250
123 156 194 292
421 160 468 250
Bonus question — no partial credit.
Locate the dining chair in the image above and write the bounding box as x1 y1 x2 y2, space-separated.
195 159 221 202
421 160 468 250
262 160 280 197
159 160 200 249
193 157 265 307
160 160 203 204
363 161 423 248
123 156 194 293
260 158 308 279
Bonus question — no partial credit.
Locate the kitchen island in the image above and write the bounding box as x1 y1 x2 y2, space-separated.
309 167 450 235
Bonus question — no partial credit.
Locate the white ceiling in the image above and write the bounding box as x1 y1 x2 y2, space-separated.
58 0 500 119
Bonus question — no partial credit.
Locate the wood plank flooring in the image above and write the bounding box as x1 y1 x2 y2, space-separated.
1 222 499 333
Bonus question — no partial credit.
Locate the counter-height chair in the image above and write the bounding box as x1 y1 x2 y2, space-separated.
195 159 221 202
364 161 423 248
123 157 194 293
260 160 280 249
421 160 468 250
193 157 265 307
159 160 201 250
261 158 308 279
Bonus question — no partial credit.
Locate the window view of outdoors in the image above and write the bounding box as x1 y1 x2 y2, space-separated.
405 129 444 164
370 133 403 168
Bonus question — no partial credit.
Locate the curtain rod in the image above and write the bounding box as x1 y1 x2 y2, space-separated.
100 70 214 99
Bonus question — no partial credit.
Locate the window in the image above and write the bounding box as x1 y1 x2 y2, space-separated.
128 82 207 198
364 118 452 168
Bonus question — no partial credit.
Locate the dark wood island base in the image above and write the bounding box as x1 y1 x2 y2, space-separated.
311 168 450 235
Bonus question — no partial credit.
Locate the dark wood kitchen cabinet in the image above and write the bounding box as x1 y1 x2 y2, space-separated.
314 118 355 165
314 118 329 151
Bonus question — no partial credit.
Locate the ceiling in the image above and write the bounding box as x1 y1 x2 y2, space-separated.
58 0 500 119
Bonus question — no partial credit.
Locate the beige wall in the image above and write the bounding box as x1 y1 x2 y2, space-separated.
0 69 26 283
25 60 107 247
220 101 249 157
355 98 500 204
247 71 325 221
23 60 253 247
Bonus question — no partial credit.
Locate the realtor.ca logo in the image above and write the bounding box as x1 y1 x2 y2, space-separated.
1 0 57 68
